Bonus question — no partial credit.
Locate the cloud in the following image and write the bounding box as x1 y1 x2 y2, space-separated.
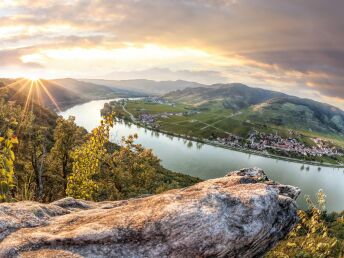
0 48 43 68
1 0 344 106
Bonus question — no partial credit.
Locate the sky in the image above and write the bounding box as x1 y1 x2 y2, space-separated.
1 0 344 108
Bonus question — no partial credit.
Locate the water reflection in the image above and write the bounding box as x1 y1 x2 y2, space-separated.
196 142 203 150
187 141 193 148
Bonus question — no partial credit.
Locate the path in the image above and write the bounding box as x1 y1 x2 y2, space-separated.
122 103 137 122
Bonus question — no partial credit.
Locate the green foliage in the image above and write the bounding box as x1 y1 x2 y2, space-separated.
0 127 18 201
66 113 201 201
267 190 344 257
96 133 158 199
47 116 86 191
66 115 113 200
0 85 200 203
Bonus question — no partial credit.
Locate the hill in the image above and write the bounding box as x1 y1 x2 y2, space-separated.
0 81 58 128
237 96 344 135
0 78 142 111
52 78 141 100
0 78 85 111
83 79 205 95
165 83 344 136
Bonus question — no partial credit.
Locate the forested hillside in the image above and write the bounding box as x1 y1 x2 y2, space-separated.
0 78 142 111
0 84 200 202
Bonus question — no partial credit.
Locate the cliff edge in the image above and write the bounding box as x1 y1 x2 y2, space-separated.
0 168 300 258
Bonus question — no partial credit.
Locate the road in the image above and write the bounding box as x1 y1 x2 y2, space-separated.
121 102 136 122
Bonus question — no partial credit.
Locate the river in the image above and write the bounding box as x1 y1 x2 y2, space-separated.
60 99 344 212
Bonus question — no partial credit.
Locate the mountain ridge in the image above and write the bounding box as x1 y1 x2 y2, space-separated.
82 78 206 95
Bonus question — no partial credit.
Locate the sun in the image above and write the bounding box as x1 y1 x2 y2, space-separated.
26 75 40 81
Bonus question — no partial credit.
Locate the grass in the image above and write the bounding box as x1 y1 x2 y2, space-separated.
125 101 188 116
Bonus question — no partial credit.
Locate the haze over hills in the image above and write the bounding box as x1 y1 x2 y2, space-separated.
0 78 142 111
165 83 344 135
3 76 344 135
0 78 85 110
165 83 288 110
53 78 142 100
83 79 205 95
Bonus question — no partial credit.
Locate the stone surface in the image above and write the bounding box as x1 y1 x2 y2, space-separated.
0 168 300 258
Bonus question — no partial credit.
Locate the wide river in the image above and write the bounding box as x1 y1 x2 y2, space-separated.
60 99 344 211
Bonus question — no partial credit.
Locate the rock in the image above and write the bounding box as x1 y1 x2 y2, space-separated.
0 168 300 258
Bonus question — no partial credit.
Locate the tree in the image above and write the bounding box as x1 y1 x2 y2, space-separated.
0 127 18 201
48 116 86 191
66 115 113 200
100 134 160 199
267 190 343 257
66 114 161 201
27 127 49 200
0 97 23 201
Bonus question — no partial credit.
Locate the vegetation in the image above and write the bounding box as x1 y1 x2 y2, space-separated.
165 84 344 142
0 82 342 257
107 98 344 165
0 87 200 203
67 114 200 201
267 191 344 257
0 126 18 201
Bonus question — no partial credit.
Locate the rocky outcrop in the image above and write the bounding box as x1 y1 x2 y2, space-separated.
0 168 300 258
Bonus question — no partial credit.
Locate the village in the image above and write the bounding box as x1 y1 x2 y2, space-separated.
107 98 344 160
215 131 343 158
138 110 343 158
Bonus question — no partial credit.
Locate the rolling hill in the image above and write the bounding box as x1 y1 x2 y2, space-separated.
52 78 141 99
0 78 142 111
0 78 85 111
164 83 344 136
82 79 205 95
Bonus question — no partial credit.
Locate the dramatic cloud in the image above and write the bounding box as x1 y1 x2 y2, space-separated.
1 0 344 107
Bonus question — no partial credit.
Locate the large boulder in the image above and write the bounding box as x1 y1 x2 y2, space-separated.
0 168 300 258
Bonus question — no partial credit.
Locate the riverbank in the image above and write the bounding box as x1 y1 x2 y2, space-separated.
60 98 344 212
107 99 344 168
121 119 344 169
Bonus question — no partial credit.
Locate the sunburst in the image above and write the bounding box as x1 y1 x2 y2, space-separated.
3 77 62 117
26 75 40 81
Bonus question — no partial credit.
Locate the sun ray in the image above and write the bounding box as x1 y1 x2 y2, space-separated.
37 79 61 112
34 80 43 107
23 80 34 116
2 78 27 90
9 79 32 101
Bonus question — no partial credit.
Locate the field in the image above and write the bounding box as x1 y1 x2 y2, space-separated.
128 101 312 138
107 99 344 164
112 100 303 139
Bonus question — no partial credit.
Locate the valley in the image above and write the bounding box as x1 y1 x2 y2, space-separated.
61 98 344 212
104 96 344 165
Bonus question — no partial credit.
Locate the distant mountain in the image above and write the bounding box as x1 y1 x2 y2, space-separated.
165 83 344 135
165 83 287 110
0 79 60 124
53 78 141 99
0 79 85 111
82 79 205 95
0 78 143 111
